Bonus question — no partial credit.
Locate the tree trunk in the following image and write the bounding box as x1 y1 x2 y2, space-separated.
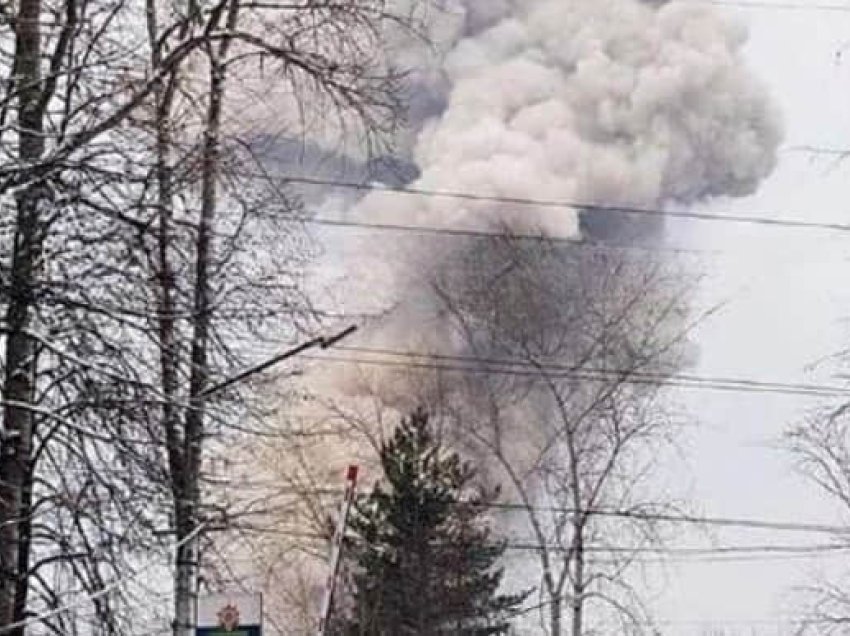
567 419 585 636
154 106 194 636
151 60 192 636
550 596 561 636
571 527 585 636
0 0 45 629
173 9 236 632
144 0 196 631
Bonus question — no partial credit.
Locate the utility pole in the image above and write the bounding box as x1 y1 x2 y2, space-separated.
317 465 359 636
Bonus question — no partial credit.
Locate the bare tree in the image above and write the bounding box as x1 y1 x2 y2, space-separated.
136 2 410 632
0 0 418 633
0 0 183 626
787 409 850 635
253 232 699 636
423 235 694 636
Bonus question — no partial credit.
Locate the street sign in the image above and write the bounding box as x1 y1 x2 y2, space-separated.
197 592 262 636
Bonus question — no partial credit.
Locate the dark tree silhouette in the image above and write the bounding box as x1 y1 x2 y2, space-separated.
335 408 526 636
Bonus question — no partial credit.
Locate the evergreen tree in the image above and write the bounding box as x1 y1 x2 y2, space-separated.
335 408 527 636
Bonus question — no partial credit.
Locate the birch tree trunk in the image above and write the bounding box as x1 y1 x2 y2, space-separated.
0 0 46 628
172 6 237 631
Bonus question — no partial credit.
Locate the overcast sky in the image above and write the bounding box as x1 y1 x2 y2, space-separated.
652 3 850 633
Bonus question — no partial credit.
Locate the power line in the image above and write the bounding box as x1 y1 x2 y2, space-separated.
433 0 850 18
789 145 850 156
227 527 846 555
691 0 850 11
477 502 850 535
501 542 850 556
336 345 850 398
230 172 850 259
300 215 711 256
232 485 850 535
273 175 850 235
302 351 850 399
224 525 850 562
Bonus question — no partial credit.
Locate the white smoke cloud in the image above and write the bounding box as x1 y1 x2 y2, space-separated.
321 0 785 401
355 0 782 237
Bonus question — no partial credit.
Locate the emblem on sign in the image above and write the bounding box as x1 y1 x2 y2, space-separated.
217 603 240 631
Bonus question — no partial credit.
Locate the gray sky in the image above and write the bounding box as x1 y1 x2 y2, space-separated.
654 3 850 632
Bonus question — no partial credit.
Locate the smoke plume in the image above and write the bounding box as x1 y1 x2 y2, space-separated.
270 5 784 626
321 0 784 377
308 0 786 452
354 0 782 238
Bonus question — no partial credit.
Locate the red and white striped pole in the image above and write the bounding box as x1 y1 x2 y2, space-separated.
317 465 359 636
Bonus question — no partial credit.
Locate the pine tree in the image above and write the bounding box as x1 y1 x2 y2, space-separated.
335 408 527 636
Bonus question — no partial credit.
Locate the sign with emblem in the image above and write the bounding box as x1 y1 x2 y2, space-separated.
197 593 262 636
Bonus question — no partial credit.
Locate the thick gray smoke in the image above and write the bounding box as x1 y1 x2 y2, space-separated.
323 0 784 370
354 0 782 238
322 0 786 398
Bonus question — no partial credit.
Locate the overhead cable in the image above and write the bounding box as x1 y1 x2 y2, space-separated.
268 175 850 235
302 352 850 399
335 345 850 398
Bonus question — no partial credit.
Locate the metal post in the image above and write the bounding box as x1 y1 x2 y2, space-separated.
317 465 359 636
